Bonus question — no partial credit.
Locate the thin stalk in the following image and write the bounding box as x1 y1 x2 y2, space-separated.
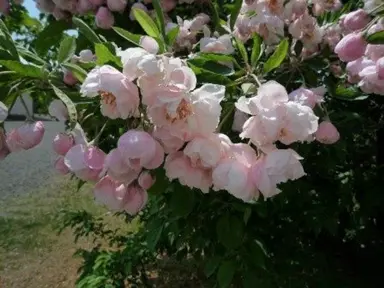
217 105 235 132
250 74 262 87
90 121 108 145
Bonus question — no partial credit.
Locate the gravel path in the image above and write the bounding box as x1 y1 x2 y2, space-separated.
0 121 65 200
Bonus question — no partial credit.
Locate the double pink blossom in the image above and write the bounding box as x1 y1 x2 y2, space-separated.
315 121 340 144
81 65 140 119
64 144 106 182
6 121 45 152
94 176 148 215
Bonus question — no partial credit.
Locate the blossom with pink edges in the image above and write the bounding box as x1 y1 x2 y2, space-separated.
6 121 45 152
52 133 74 156
54 156 70 175
64 144 106 182
335 33 367 62
315 121 340 144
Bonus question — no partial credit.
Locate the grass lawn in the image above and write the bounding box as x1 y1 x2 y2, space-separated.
0 177 111 288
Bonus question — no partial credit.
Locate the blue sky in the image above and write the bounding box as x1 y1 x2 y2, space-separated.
24 0 39 18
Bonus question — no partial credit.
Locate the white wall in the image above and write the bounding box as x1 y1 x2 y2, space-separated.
9 93 33 116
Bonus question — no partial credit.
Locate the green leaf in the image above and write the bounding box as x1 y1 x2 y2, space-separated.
170 187 195 217
251 33 262 67
34 20 71 55
62 63 87 83
0 19 18 59
72 17 101 44
216 214 244 249
217 260 236 288
188 58 234 76
230 0 243 30
204 256 221 277
248 240 267 269
263 38 289 73
146 219 163 250
243 207 252 224
132 8 161 39
17 48 46 65
0 60 43 78
113 27 142 46
366 31 384 44
51 84 78 129
235 37 249 65
58 35 76 63
333 84 368 101
95 43 122 67
167 25 180 47
152 0 166 42
198 53 235 63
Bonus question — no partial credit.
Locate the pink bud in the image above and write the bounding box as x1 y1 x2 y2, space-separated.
138 171 155 190
335 33 367 62
63 70 78 86
6 121 45 152
129 2 148 21
77 0 94 15
315 121 340 144
117 130 164 170
95 7 114 29
103 148 140 183
341 9 370 33
140 36 159 54
107 0 126 12
0 127 10 161
54 156 70 175
52 133 74 156
79 49 94 62
161 0 176 12
123 185 148 215
377 57 384 80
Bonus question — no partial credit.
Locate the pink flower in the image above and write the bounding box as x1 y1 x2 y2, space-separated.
152 126 185 154
79 49 95 62
289 12 323 49
107 0 126 12
251 149 305 198
189 13 210 32
118 47 150 81
0 127 10 161
117 130 164 170
6 121 45 152
63 70 77 86
377 57 384 80
89 0 104 5
335 33 367 62
249 11 285 45
77 0 94 15
340 9 370 33
94 176 148 215
140 36 159 54
236 81 318 147
48 99 68 121
323 24 342 50
199 32 234 55
161 0 176 12
312 0 341 16
102 148 140 183
346 57 374 83
212 143 259 202
0 0 10 15
288 87 324 109
0 100 8 122
284 0 307 22
358 65 384 95
81 65 140 119
95 7 114 29
52 133 74 155
315 121 340 144
147 83 225 141
183 133 232 169
64 144 106 182
138 171 155 190
54 156 70 175
164 151 212 192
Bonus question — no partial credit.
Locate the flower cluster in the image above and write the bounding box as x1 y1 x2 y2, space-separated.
335 16 384 95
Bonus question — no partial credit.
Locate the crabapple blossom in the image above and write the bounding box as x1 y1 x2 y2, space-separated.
199 28 234 55
52 133 74 156
54 156 70 175
377 57 384 80
117 130 165 170
251 149 305 198
80 65 140 119
288 87 325 109
340 9 370 33
107 0 127 12
138 171 155 190
152 126 185 154
346 57 375 83
312 0 342 16
289 12 323 49
212 143 260 202
63 70 78 86
94 176 148 215
95 7 114 29
64 144 106 182
6 121 45 152
315 121 340 144
335 33 367 62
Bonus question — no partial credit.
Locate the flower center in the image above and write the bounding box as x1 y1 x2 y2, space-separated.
100 91 116 107
268 0 280 14
165 99 193 123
